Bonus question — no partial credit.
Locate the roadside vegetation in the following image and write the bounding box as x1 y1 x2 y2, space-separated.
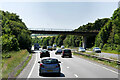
1 10 32 53
0 10 32 79
32 8 120 54
2 50 31 78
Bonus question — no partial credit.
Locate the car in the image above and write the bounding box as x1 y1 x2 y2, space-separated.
93 47 101 53
78 47 86 52
55 49 62 55
53 44 57 50
47 46 52 51
61 49 72 58
42 46 47 49
61 45 64 49
40 50 50 58
34 43 40 50
38 58 61 76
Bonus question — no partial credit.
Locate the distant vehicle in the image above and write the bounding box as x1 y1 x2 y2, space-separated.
38 58 61 76
93 47 101 53
42 46 47 49
53 44 57 50
78 47 86 52
47 46 52 51
40 50 50 58
61 49 72 58
34 43 40 50
61 45 64 49
55 49 62 55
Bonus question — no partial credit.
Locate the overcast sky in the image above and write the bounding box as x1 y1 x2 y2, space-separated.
0 0 119 30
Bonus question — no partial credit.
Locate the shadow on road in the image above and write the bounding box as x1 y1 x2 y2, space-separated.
62 57 73 58
41 73 65 77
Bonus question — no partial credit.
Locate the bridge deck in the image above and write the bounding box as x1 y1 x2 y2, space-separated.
30 30 99 36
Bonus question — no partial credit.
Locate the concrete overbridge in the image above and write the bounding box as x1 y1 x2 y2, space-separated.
29 28 99 49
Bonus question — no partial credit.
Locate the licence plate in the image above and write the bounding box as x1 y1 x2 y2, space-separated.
47 70 53 72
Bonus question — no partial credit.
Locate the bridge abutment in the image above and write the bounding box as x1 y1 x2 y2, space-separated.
82 36 87 49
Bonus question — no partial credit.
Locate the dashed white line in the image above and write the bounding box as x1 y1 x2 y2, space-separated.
27 53 37 79
78 57 118 74
67 67 69 68
74 74 78 78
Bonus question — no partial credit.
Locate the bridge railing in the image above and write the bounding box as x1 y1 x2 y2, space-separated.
29 28 99 33
28 28 73 31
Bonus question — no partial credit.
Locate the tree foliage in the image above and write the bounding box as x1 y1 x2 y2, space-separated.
1 10 32 52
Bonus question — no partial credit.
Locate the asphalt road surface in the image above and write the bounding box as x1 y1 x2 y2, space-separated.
17 49 119 80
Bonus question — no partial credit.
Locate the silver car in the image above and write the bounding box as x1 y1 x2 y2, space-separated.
93 47 101 53
38 58 61 76
78 47 86 52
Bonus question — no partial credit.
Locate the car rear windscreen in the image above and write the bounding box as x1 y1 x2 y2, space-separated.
64 50 71 53
42 59 58 64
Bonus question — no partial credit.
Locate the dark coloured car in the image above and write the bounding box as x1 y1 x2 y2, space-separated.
55 49 62 55
40 50 50 58
34 43 40 50
61 49 72 58
42 46 47 49
38 58 61 76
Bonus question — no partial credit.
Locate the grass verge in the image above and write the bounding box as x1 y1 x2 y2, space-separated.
101 49 119 54
2 50 31 78
15 54 32 77
73 52 119 70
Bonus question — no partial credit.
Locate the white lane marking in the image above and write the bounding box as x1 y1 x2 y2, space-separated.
74 74 78 78
77 56 118 74
61 62 63 63
27 53 37 79
67 67 69 68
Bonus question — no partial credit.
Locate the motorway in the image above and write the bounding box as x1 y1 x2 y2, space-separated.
17 49 119 80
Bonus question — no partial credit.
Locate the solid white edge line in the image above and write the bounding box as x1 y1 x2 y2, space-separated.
74 74 78 78
27 53 37 79
77 56 119 74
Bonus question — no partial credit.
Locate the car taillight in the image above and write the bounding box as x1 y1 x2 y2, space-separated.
40 52 42 54
63 51 64 54
56 64 60 68
40 64 44 68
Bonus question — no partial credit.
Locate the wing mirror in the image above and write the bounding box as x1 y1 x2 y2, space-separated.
38 61 41 63
58 61 61 63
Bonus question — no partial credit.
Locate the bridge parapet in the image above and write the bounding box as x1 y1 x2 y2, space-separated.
28 28 73 31
29 28 99 33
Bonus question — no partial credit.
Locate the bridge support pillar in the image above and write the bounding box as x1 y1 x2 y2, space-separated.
82 36 87 49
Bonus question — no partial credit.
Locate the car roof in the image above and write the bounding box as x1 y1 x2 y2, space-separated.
94 47 100 48
41 49 48 51
79 47 84 48
41 57 58 61
63 49 71 50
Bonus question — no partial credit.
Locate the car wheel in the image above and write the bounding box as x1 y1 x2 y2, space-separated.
40 56 42 58
62 56 64 58
39 69 42 76
69 55 72 58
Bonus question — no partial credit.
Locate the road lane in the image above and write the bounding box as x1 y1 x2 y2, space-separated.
51 51 118 78
17 50 118 79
